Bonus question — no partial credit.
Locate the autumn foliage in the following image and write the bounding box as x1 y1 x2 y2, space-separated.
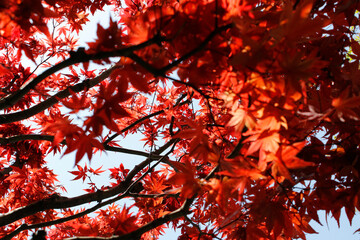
0 0 360 239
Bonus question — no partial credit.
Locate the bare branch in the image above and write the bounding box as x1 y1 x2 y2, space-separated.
0 134 55 144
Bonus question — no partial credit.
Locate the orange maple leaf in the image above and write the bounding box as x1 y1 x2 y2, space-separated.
227 105 256 133
42 116 83 145
174 119 219 163
60 89 90 113
271 141 315 182
64 134 104 164
332 88 360 121
168 160 201 199
244 130 280 170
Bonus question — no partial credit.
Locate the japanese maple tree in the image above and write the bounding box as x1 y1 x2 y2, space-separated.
0 0 360 239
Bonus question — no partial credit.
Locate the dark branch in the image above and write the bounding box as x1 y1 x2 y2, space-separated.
104 95 189 144
0 24 231 124
0 134 157 160
0 134 55 144
64 197 194 240
65 163 218 240
0 65 117 124
0 35 165 111
2 140 179 239
160 24 232 73
0 140 175 228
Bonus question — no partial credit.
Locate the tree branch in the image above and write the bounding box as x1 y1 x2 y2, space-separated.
0 65 117 124
2 140 179 239
126 24 232 82
0 134 55 144
0 35 165 111
104 95 189 144
0 139 175 227
0 23 230 123
103 145 161 159
160 23 232 73
64 196 194 240
64 163 218 240
0 134 159 161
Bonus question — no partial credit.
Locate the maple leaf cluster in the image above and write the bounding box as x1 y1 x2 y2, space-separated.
0 0 360 239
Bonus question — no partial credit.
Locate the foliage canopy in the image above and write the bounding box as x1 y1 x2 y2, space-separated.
0 0 360 239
